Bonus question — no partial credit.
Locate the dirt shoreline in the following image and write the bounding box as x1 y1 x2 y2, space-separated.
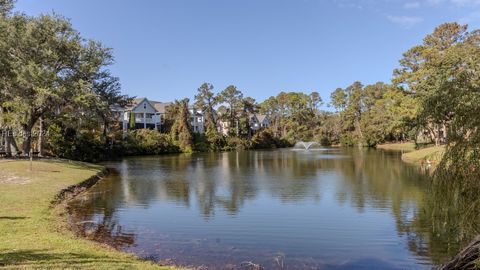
54 166 189 269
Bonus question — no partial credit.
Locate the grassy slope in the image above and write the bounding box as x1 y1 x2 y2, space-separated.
0 160 183 270
377 142 445 165
401 145 445 165
376 142 416 152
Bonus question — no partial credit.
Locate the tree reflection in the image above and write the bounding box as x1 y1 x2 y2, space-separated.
402 179 480 265
68 172 136 249
68 149 480 267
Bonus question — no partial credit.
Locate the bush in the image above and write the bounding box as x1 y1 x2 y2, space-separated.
45 125 179 162
45 124 116 162
192 133 210 152
251 129 293 149
224 136 249 151
340 133 357 147
122 129 179 155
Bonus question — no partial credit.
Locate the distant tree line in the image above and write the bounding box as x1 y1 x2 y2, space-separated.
1 0 479 185
326 22 480 186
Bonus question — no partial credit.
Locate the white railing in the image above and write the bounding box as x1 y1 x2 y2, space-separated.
135 118 158 124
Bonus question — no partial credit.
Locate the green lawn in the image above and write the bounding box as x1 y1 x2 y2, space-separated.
376 142 416 152
401 145 446 165
0 159 184 270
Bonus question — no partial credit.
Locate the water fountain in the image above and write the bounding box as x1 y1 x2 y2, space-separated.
293 141 321 150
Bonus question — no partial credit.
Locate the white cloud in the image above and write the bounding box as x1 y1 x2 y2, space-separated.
404 2 421 8
387 15 424 28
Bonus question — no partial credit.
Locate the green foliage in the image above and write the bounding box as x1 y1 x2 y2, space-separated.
329 82 417 147
169 99 193 153
224 136 249 151
0 6 131 156
123 129 179 156
393 22 480 186
129 112 136 130
315 112 341 146
45 124 179 162
194 83 224 149
45 124 118 162
0 0 14 17
218 85 244 136
259 91 322 142
250 129 291 149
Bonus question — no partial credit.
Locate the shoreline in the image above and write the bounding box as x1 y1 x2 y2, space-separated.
376 142 445 167
0 159 183 269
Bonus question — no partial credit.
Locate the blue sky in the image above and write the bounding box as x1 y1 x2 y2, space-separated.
15 0 480 106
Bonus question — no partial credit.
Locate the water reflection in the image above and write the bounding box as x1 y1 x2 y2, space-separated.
68 149 480 269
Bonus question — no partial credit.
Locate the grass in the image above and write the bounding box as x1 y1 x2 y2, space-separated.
376 142 416 152
401 145 446 165
377 142 445 166
0 159 184 270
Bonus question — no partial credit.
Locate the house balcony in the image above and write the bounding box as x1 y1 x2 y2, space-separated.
135 118 156 124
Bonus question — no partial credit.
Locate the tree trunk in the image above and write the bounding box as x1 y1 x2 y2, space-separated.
37 116 44 157
5 130 12 157
5 128 20 157
21 123 34 156
102 118 108 144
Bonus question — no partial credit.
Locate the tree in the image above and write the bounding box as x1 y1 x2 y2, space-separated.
393 22 470 146
218 85 243 136
330 82 364 145
0 0 14 17
239 96 256 138
308 91 323 114
0 0 131 159
194 83 223 148
169 98 193 152
330 88 347 111
259 91 319 142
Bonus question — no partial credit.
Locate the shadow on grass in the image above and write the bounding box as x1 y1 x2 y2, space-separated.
0 216 27 220
0 249 143 268
34 159 103 171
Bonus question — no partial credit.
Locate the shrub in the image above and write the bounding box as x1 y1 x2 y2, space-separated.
122 129 179 155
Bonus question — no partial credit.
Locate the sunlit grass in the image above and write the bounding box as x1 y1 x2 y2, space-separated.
377 142 416 152
401 145 446 165
0 159 184 269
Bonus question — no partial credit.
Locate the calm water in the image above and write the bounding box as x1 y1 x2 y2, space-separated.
68 148 478 269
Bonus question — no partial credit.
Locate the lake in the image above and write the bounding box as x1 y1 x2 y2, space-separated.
68 148 477 269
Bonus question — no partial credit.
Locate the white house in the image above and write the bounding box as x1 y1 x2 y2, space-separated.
249 114 270 131
256 114 270 129
217 113 270 135
113 98 207 134
113 98 271 136
113 98 170 132
190 107 205 134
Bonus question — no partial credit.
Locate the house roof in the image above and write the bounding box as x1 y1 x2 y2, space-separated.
120 98 172 113
149 101 172 114
256 114 267 123
110 104 125 112
124 98 146 110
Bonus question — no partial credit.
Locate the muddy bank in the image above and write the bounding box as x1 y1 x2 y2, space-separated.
51 167 109 205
